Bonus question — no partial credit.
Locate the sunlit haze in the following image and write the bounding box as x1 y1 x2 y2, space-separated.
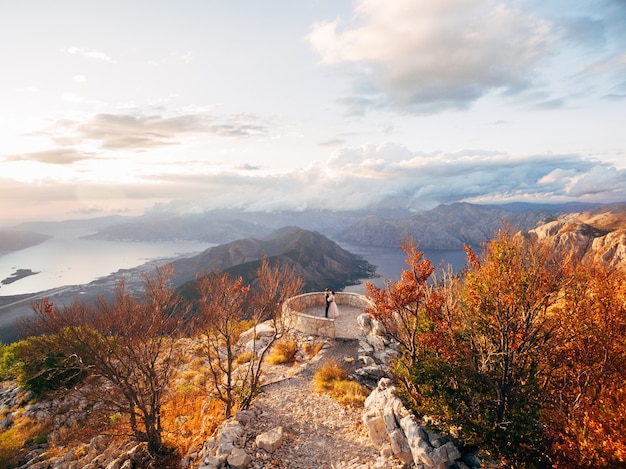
1 1 625 224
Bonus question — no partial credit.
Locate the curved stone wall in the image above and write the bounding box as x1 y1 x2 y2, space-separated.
283 291 373 337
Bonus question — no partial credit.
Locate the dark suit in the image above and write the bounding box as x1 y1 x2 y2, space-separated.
325 291 330 317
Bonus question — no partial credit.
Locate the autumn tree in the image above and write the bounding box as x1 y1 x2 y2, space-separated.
29 265 186 456
239 256 304 410
545 260 626 467
191 256 304 416
453 227 565 464
365 237 446 406
192 271 250 418
366 230 570 465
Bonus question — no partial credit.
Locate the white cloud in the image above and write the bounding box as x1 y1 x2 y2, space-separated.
39 109 276 151
65 46 113 62
306 0 553 113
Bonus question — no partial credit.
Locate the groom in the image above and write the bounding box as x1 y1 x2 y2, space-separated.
324 288 331 318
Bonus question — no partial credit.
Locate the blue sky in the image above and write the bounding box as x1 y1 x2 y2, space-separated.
1 0 625 224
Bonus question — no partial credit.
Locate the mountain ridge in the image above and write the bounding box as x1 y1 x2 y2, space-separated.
170 226 376 293
530 203 626 271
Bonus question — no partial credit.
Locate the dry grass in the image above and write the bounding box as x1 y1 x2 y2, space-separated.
0 416 51 469
302 341 324 358
313 360 369 408
162 388 224 457
235 350 255 364
266 340 298 365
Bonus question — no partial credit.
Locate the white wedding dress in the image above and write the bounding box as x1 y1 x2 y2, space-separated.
328 294 339 318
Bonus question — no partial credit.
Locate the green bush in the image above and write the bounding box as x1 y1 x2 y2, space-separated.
4 336 86 395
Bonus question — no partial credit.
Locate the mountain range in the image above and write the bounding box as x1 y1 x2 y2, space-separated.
11 201 600 249
2 201 626 343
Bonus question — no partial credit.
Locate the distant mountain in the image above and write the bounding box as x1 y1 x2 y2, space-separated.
82 212 273 244
0 230 51 255
485 201 603 213
78 209 412 244
335 202 559 249
529 203 626 272
14 215 127 236
170 226 376 293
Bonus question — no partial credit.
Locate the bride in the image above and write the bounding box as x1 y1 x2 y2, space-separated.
328 290 339 318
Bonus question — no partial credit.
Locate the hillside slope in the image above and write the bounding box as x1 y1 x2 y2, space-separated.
530 203 626 271
169 226 376 292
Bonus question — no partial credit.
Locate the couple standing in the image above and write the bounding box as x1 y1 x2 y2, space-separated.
324 288 339 318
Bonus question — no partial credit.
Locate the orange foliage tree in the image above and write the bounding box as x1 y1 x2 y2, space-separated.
29 265 186 457
365 229 569 466
545 260 626 467
457 228 565 464
365 237 446 406
190 256 304 416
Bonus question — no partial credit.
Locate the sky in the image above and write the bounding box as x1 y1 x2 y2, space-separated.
1 0 625 225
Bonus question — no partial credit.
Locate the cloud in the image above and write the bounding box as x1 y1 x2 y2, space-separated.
306 0 553 114
560 15 606 49
126 145 626 213
64 46 113 62
47 110 274 151
4 148 93 165
3 145 625 222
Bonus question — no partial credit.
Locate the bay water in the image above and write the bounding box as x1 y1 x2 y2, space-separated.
0 234 211 296
0 233 467 297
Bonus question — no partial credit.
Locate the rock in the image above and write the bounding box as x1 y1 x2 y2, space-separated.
363 378 467 469
198 455 222 469
363 410 388 448
255 426 283 453
227 447 251 469
216 419 244 455
357 313 374 335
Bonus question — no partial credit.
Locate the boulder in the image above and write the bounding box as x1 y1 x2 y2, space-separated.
255 426 283 453
227 447 251 469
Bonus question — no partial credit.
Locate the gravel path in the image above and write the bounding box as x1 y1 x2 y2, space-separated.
240 339 402 469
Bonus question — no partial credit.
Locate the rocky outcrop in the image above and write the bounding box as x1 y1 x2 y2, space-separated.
529 204 626 272
363 378 479 469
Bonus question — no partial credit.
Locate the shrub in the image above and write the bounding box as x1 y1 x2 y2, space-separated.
313 360 369 407
7 336 86 395
266 340 298 365
0 416 49 469
235 350 255 364
302 341 324 358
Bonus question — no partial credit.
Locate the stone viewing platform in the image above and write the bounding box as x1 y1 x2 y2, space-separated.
282 291 373 339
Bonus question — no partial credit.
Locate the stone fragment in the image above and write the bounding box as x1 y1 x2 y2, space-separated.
362 411 387 448
227 447 251 469
255 426 283 453
388 428 413 464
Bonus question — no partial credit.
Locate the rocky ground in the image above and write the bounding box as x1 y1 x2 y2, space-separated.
235 337 401 469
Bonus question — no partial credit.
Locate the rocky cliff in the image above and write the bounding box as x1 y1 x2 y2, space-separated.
529 203 626 271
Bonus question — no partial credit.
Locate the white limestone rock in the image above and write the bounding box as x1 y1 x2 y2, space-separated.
255 426 284 453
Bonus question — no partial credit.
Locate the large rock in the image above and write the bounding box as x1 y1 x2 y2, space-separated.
363 378 470 469
227 447 251 469
255 426 284 453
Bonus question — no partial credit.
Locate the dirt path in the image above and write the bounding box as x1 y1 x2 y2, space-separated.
240 339 401 469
